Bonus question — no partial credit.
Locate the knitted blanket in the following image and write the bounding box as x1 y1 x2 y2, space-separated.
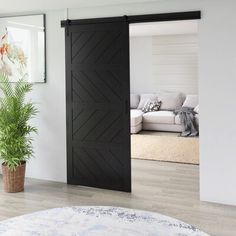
174 107 198 137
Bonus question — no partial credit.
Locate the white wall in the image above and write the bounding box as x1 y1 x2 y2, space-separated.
4 0 236 206
26 11 67 182
130 36 152 93
130 34 198 94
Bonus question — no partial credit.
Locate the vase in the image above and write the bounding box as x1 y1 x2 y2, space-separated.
2 162 26 193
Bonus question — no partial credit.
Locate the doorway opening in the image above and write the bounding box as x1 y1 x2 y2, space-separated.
129 18 200 194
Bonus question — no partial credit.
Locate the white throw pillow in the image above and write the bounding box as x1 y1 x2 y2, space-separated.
182 95 198 108
137 94 158 110
194 105 199 114
159 92 185 111
130 94 140 109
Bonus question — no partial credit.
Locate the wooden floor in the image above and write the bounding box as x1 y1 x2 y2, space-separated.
0 159 236 236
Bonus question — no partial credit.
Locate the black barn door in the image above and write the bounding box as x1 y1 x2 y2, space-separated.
64 18 131 192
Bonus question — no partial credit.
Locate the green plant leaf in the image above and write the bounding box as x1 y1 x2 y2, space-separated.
0 72 38 170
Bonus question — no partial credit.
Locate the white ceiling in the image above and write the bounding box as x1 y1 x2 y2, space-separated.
130 20 198 37
0 0 157 14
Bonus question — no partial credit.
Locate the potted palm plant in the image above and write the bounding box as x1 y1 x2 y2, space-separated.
0 73 38 193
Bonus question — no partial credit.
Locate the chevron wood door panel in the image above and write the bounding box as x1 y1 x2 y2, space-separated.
65 19 131 192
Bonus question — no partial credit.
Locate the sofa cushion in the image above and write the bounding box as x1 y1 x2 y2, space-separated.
143 111 175 124
130 94 140 109
159 92 185 111
137 94 158 110
130 109 143 126
183 95 198 108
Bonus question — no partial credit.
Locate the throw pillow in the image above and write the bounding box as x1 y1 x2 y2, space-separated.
182 95 198 108
137 94 158 110
142 100 162 113
130 94 140 109
158 92 185 111
194 105 199 114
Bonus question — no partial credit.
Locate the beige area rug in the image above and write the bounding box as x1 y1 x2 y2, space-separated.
131 134 199 164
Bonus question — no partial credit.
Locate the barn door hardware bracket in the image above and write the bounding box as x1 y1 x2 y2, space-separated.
123 15 128 22
65 19 71 36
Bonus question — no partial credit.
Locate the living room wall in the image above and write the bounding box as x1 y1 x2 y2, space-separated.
3 0 236 206
130 34 198 94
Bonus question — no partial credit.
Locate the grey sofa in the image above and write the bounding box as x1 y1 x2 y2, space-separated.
130 92 199 134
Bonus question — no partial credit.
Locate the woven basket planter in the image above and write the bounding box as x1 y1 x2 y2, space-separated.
2 162 26 193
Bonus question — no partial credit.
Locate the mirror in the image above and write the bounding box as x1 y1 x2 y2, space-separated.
0 14 46 83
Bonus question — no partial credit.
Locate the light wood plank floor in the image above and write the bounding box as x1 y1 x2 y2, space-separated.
0 159 236 236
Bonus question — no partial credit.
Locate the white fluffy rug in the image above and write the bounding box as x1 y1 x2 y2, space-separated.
0 206 209 236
